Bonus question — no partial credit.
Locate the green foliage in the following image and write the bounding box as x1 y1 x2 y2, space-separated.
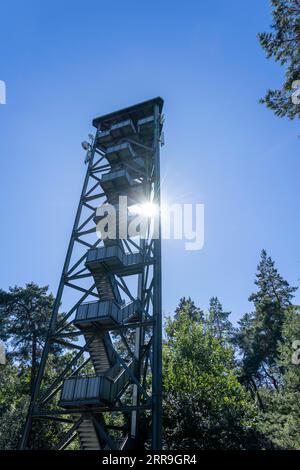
0 363 29 449
258 0 300 119
256 306 300 449
0 283 55 394
0 283 79 449
175 297 204 322
235 250 297 391
163 306 263 449
0 283 54 349
1 262 300 450
0 360 75 450
206 296 233 341
249 250 296 308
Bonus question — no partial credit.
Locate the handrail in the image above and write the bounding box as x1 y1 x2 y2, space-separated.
61 360 135 403
78 297 138 308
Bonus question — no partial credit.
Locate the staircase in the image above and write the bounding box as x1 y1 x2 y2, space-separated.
58 101 159 450
77 419 102 450
84 332 112 374
93 269 121 302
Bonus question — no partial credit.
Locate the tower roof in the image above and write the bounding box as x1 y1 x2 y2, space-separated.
92 97 163 130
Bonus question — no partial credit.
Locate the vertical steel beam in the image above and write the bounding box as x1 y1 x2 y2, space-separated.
152 103 162 449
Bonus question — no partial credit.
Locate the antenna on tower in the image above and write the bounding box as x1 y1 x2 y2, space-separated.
82 134 94 164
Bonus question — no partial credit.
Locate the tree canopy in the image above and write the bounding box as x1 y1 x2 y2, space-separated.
1 251 300 449
259 0 300 119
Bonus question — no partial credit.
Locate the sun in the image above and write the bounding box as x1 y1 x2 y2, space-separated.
140 202 158 217
129 202 158 218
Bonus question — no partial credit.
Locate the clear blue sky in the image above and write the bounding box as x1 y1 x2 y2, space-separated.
0 0 300 324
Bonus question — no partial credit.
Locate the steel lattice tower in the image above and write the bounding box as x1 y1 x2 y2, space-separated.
20 97 164 450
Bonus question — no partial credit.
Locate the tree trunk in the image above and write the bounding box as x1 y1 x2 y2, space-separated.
249 376 265 412
30 333 37 395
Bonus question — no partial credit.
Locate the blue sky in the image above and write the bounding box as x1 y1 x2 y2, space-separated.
0 0 299 324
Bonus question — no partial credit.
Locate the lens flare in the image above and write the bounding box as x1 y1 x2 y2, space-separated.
129 202 158 218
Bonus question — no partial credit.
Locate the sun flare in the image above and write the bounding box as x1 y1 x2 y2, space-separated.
129 202 158 218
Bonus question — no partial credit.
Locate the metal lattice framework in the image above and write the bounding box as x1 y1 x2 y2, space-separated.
20 97 164 450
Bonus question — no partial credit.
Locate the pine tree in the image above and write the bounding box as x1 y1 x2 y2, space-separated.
250 249 297 369
235 250 297 398
0 283 75 395
0 283 55 394
258 0 300 119
174 297 204 322
249 249 296 309
207 297 233 341
256 306 300 449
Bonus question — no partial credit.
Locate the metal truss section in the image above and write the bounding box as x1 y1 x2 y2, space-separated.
20 97 164 450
